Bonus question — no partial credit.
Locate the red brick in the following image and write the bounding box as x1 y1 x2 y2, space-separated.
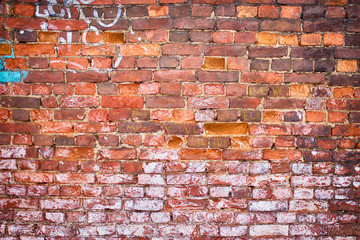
162 44 202 55
258 5 279 18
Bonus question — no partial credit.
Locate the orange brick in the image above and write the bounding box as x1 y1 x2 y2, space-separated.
82 45 115 56
104 32 124 44
333 87 354 98
13 44 55 56
203 57 226 70
279 35 299 45
263 111 282 122
337 60 358 72
68 58 88 70
257 32 278 45
75 83 96 95
300 34 322 46
213 32 233 44
5 58 28 70
237 6 257 18
83 32 103 44
148 5 169 17
258 5 279 18
306 111 327 123
328 111 347 123
0 44 12 55
91 58 112 69
319 0 347 5
324 33 343 46
173 110 194 122
49 57 66 69
120 44 160 56
118 84 139 95
14 4 34 16
38 32 59 43
290 84 311 97
231 137 251 149
227 58 248 71
280 6 301 19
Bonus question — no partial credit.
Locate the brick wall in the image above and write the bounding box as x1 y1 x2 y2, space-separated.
0 0 359 238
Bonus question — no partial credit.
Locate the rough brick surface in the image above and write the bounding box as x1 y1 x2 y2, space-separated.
0 0 359 238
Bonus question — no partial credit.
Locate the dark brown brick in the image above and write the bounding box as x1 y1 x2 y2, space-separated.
190 31 211 42
217 110 238 122
249 47 288 58
169 31 189 42
215 5 235 16
240 111 261 122
1 97 40 108
303 6 325 19
293 59 313 72
169 6 191 17
329 75 360 86
55 136 75 146
217 19 258 31
198 72 239 82
250 59 269 71
16 30 37 42
291 47 333 58
126 6 147 17
303 20 343 32
133 19 172 30
260 20 301 32
345 34 360 46
272 59 292 71
174 18 215 30
284 111 303 122
11 109 30 121
315 60 335 72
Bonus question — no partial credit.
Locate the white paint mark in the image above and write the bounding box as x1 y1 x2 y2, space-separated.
93 6 122 28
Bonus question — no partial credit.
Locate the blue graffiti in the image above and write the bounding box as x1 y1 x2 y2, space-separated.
0 39 28 82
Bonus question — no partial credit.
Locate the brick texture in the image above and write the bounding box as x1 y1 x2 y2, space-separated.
0 0 359 238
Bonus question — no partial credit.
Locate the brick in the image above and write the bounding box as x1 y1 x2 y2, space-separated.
217 19 258 31
261 20 301 32
285 73 326 83
250 59 269 71
258 5 279 18
304 20 343 32
154 70 195 82
250 225 289 236
5 17 44 30
213 32 233 43
205 45 246 57
249 47 288 58
301 34 322 46
234 32 256 44
237 6 257 17
337 60 358 72
188 97 229 109
174 18 215 30
120 44 160 56
324 33 344 46
13 44 55 56
242 72 282 84
257 32 278 45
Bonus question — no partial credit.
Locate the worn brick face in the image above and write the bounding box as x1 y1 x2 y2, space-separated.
0 0 358 238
